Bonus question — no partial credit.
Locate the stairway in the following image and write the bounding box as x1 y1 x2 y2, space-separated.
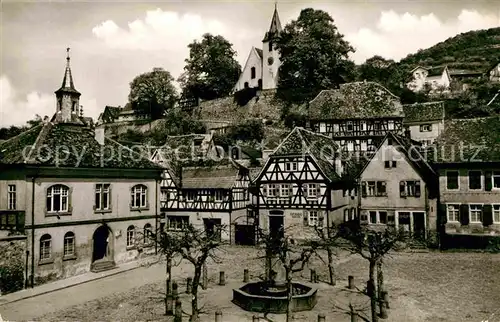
91 260 116 273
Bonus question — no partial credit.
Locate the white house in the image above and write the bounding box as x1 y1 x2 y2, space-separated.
233 5 282 92
406 66 451 93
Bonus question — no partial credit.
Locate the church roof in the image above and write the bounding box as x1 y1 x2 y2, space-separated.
308 81 403 120
263 6 282 42
255 48 263 60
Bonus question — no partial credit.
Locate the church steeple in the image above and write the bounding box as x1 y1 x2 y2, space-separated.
263 2 282 42
54 48 81 123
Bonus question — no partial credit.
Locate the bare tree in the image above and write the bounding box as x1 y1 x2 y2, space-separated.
313 224 343 286
257 229 319 322
341 224 408 322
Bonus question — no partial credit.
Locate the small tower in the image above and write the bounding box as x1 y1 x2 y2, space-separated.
262 2 282 90
54 48 81 123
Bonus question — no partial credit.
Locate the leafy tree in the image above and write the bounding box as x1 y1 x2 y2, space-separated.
275 8 356 103
0 114 45 141
147 108 206 146
357 56 395 84
179 33 241 101
128 68 178 120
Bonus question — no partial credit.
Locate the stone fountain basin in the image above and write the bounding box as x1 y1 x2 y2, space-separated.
232 281 318 314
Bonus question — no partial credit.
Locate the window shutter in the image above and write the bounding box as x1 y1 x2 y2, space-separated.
303 211 309 226
68 187 73 213
360 211 369 224
262 185 267 197
438 203 448 225
459 204 469 226
344 208 349 222
485 171 492 191
384 161 390 168
319 211 325 226
399 181 406 197
108 185 113 210
483 204 493 226
361 182 367 198
316 185 321 198
415 181 421 198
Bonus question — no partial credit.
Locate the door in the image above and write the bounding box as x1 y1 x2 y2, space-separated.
203 218 222 241
398 212 411 234
235 225 256 245
413 212 426 241
269 214 284 240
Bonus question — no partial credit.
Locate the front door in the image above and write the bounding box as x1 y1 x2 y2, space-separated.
398 212 411 234
92 225 111 262
413 212 426 240
203 218 222 241
269 214 284 240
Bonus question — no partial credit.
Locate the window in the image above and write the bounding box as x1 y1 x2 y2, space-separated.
469 204 482 223
71 101 77 113
167 216 189 231
376 182 387 196
468 171 482 190
306 184 319 199
63 232 75 257
400 181 421 197
131 185 147 208
144 223 152 245
319 123 326 133
493 205 500 223
268 41 273 51
185 191 197 201
346 141 355 152
307 211 322 227
46 185 69 213
285 162 298 171
346 121 353 132
126 225 135 247
95 184 110 211
446 171 459 190
388 120 394 130
379 211 388 224
40 234 51 260
493 171 500 189
251 67 256 79
267 184 279 198
280 184 291 197
384 161 397 168
8 185 16 210
369 211 377 224
387 138 393 146
344 209 350 222
214 190 224 201
368 211 387 224
244 82 249 88
447 204 460 222
419 124 432 132
362 181 387 197
350 208 357 221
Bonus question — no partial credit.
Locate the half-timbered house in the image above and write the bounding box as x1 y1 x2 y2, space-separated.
250 127 357 242
308 81 404 155
358 132 438 242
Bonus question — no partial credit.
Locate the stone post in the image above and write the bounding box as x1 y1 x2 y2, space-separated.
382 291 390 309
165 293 174 315
348 275 354 289
350 311 358 322
243 269 249 283
174 299 182 322
379 300 388 319
252 315 259 322
186 277 192 294
219 271 226 286
215 310 222 322
172 281 178 298
310 269 316 283
317 313 326 322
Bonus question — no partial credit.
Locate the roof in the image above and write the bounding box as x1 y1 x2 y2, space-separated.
0 121 161 170
255 48 263 60
55 54 80 95
431 116 500 163
262 6 282 42
426 66 446 77
403 101 445 123
308 82 403 120
181 164 241 189
448 69 483 76
272 127 341 181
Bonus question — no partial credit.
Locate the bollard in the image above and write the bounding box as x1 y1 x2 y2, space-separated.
314 272 319 283
350 311 358 322
174 299 182 322
215 310 222 322
172 281 178 298
166 278 171 295
243 269 249 283
317 313 326 322
252 315 259 322
310 269 316 283
202 263 208 289
165 293 174 315
379 300 388 319
348 275 354 289
382 291 390 309
366 281 374 297
219 271 226 286
186 277 192 294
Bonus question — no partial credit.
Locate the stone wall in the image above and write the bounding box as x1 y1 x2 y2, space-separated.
0 235 27 294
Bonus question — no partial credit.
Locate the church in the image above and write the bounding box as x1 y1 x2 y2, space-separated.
233 5 282 92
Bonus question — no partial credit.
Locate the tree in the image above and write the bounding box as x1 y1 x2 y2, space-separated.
357 56 396 84
341 225 408 322
275 8 356 103
128 68 178 120
0 114 45 141
313 224 343 286
179 33 241 101
147 108 207 146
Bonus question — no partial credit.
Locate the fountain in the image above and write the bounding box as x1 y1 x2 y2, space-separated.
232 258 318 313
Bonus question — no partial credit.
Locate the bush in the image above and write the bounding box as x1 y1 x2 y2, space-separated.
0 264 24 294
487 237 500 253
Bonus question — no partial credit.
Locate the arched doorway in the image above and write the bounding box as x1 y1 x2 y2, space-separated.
91 225 115 272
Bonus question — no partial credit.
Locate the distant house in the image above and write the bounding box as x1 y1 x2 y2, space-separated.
448 68 484 91
97 104 149 125
406 66 451 93
488 61 500 83
308 81 404 154
403 101 445 146
431 116 500 248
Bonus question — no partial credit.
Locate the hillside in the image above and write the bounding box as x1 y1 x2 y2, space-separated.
398 27 500 72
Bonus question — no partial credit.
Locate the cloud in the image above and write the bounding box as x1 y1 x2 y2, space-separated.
346 9 499 63
0 75 99 128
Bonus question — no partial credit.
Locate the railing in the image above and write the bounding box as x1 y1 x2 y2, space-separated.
0 211 25 233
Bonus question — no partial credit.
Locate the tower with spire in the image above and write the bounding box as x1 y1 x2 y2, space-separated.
54 48 81 123
232 4 282 92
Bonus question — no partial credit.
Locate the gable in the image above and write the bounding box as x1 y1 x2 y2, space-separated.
234 47 263 89
259 155 327 182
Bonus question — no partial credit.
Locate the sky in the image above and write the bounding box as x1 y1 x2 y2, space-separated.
1 0 499 127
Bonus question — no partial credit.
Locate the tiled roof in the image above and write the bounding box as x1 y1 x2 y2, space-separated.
431 116 500 163
308 82 403 120
272 127 341 181
262 126 289 151
403 101 445 123
255 48 263 60
181 165 239 189
448 69 483 76
426 67 445 77
0 121 161 169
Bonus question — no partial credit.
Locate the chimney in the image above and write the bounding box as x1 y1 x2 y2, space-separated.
95 127 105 145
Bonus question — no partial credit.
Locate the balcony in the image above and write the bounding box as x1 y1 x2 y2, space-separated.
0 211 25 234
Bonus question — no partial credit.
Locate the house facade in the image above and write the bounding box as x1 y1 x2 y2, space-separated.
488 62 500 83
308 81 404 155
403 101 445 146
250 127 356 242
0 50 163 287
234 5 282 92
358 133 438 241
406 66 451 93
432 117 500 248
